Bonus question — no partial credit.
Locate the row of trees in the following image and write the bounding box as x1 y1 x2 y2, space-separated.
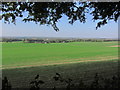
2 38 119 43
2 38 23 42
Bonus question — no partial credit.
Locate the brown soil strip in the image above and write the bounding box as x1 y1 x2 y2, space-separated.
102 42 118 43
109 45 120 47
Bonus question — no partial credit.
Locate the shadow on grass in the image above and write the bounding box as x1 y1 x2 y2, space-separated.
2 73 120 90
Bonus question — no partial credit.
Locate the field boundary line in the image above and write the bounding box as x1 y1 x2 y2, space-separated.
1 57 118 69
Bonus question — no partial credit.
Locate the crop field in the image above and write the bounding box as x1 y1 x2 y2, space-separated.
2 41 119 88
2 41 118 69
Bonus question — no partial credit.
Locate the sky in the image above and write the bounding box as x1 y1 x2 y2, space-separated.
1 14 118 39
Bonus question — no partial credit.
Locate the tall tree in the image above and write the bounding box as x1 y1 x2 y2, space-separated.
1 2 120 31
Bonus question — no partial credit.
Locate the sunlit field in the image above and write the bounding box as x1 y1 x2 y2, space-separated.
2 41 118 69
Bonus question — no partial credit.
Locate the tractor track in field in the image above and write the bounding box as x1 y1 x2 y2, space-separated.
1 57 118 69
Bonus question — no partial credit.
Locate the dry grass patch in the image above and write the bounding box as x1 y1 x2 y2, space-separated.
109 45 120 47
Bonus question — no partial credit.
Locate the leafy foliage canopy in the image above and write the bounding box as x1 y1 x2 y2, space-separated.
2 2 120 31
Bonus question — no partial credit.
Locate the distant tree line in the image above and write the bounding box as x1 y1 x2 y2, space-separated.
24 39 70 43
2 38 23 43
2 38 119 43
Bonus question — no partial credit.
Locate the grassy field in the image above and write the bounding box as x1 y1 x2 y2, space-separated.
2 41 119 88
2 41 118 69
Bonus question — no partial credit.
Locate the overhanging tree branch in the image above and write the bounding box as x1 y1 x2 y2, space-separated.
1 2 120 31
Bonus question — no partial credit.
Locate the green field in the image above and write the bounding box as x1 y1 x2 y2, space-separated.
2 41 118 69
2 41 119 88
